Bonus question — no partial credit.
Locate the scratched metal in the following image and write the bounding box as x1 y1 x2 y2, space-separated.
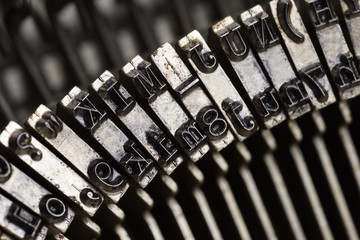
122 56 210 162
90 71 184 175
178 30 259 140
303 0 360 100
0 154 74 234
151 43 234 151
209 16 287 129
26 104 129 203
1 1 360 239
268 0 336 110
58 87 157 188
0 192 48 240
339 0 360 62
241 5 312 120
0 122 104 217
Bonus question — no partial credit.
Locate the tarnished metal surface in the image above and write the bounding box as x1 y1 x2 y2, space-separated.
178 30 259 140
0 122 104 217
241 5 312 119
1 0 360 239
209 16 287 129
121 56 210 162
302 0 360 100
151 43 234 151
58 87 157 188
90 71 184 175
0 192 48 240
339 0 360 62
268 0 336 110
0 154 74 234
26 104 128 203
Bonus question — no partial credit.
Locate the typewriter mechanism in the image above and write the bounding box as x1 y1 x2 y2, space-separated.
0 0 360 239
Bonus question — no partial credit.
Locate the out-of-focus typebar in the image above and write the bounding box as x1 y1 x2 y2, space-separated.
0 229 16 240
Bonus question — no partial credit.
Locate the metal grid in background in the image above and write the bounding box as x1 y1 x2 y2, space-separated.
1 0 360 240
0 0 267 126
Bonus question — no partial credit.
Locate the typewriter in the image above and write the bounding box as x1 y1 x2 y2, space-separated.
0 0 360 239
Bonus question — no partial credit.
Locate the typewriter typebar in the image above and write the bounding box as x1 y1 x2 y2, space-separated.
1 0 360 239
150 43 235 151
0 192 48 240
89 71 184 175
178 30 259 139
208 16 288 129
0 122 104 217
0 153 74 235
268 0 337 109
241 5 312 119
26 104 129 203
302 0 360 99
121 55 211 162
57 87 158 189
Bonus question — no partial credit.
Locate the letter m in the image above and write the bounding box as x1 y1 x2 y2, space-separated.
134 60 166 101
